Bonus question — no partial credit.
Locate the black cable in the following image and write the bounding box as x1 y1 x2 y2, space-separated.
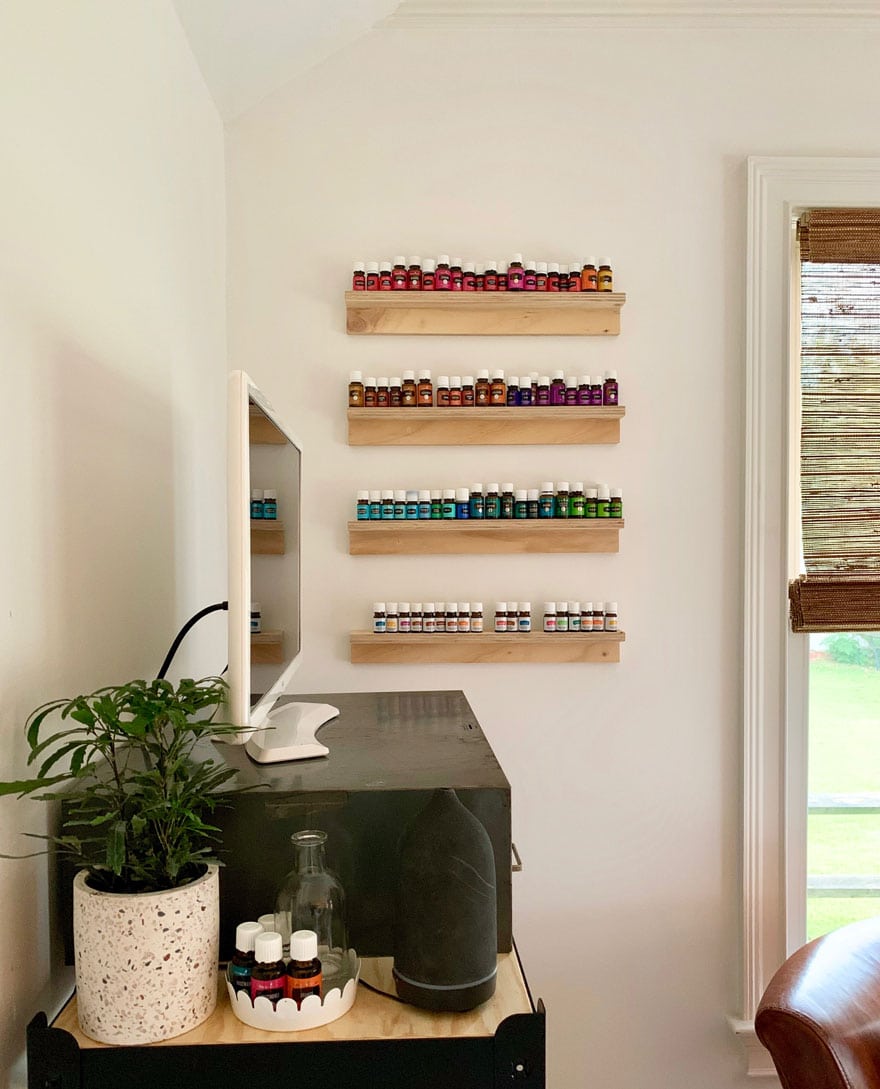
157 601 228 680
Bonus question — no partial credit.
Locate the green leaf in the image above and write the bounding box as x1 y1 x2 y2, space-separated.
106 821 126 874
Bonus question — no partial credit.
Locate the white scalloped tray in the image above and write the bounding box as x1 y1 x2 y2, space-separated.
225 951 360 1031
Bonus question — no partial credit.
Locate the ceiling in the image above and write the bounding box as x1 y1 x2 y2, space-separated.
173 0 880 122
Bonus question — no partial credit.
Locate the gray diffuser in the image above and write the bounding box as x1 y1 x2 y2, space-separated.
393 788 497 1011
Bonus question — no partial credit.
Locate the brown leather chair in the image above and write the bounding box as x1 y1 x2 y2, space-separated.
756 915 880 1089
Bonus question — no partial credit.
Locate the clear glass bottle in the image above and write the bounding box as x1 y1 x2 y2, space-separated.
274 830 349 987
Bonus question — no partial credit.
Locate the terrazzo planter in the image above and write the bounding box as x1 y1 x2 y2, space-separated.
73 865 219 1044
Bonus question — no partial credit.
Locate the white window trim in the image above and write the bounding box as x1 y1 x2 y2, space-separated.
737 156 880 1076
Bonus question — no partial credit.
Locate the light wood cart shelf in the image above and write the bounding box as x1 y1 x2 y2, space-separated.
251 629 283 665
251 520 285 555
347 405 625 446
348 519 623 555
345 290 625 336
350 630 625 664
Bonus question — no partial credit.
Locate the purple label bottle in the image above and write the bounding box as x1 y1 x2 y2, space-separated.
603 371 619 405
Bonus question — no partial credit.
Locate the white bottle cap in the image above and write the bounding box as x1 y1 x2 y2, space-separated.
487 483 500 492
471 483 483 492
463 261 475 273
536 261 547 274
611 487 622 498
425 602 435 611
357 490 369 500
451 256 462 267
430 489 441 500
572 482 584 491
257 913 275 930
443 488 455 499
408 256 421 266
290 929 319 962
583 601 593 611
463 375 474 385
525 257 535 269
413 603 422 611
606 370 618 380
566 375 577 387
557 601 568 611
369 490 381 501
498 261 508 273
544 602 556 612
447 602 457 612
456 487 469 501
528 489 539 500
530 372 539 381
251 602 261 612
423 258 436 272
394 489 406 501
436 602 445 612
438 254 450 264
382 489 393 500
502 483 514 492
595 601 605 611
353 261 365 272
418 369 432 380
508 376 519 385
606 602 618 612
366 261 379 273
254 931 283 964
511 253 523 263
587 255 597 265
378 376 389 385
235 921 263 953
399 601 410 611
520 601 531 611
403 370 415 381
366 375 377 386
560 264 569 274
515 489 527 500
391 376 402 387
598 257 610 266
470 601 482 612
380 260 391 272
557 481 570 491
405 489 418 501
251 488 264 500
419 489 430 500
541 482 554 492
374 601 386 611
388 601 398 611
492 370 504 380
597 484 611 499
486 258 497 270
450 376 462 388
438 375 450 385
586 487 598 498
496 602 507 611
552 370 564 380
394 255 406 265
350 370 363 381
579 375 590 385
475 262 485 275
477 369 490 380
264 489 277 500
570 601 580 612
460 601 471 612
548 262 560 273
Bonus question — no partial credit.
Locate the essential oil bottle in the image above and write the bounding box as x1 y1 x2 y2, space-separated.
462 376 475 406
356 490 370 520
401 371 417 407
603 371 619 406
386 602 399 633
471 602 484 632
610 487 623 519
550 371 566 406
494 603 507 633
556 601 569 633
583 257 598 291
527 489 540 518
389 377 402 407
349 371 365 407
539 482 555 519
399 603 411 633
543 602 556 633
251 489 264 519
392 256 408 290
430 490 442 518
229 921 263 994
458 602 471 632
555 482 570 519
501 483 515 519
475 371 491 406
577 375 592 406
451 257 463 290
369 490 381 519
436 255 452 290
484 483 501 519
445 603 458 633
469 483 484 519
418 489 431 518
422 258 437 290
378 261 393 290
490 371 506 406
250 931 287 1006
565 376 578 406
569 601 581 632
518 603 531 632
514 489 528 518
251 603 261 633
456 488 470 518
393 490 405 519
597 259 613 291
408 257 422 290
365 261 380 290
373 603 387 634
424 602 436 634
604 602 619 632
262 490 277 519
596 485 611 518
411 604 423 633
417 370 434 407
462 261 476 291
442 489 456 518
508 254 525 290
352 262 366 291
285 929 322 1007
364 376 377 407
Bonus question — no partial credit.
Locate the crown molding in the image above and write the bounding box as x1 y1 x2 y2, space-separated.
380 1 880 29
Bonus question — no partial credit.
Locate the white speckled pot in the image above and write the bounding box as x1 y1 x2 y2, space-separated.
73 865 219 1045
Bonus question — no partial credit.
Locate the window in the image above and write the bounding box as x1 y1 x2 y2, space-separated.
735 158 880 1075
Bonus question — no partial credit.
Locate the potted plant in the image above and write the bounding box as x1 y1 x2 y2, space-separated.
0 676 241 1045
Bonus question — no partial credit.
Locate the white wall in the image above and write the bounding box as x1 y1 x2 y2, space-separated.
227 24 880 1088
0 3 225 1081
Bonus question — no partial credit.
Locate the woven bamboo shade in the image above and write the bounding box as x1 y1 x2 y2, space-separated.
790 218 880 631
798 208 880 263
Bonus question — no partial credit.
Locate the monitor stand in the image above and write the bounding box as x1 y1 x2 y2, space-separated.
244 701 339 764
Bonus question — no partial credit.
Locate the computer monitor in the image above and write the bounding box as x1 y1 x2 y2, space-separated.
225 371 337 763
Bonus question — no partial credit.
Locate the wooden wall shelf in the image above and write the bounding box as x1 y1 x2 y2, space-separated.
251 520 285 555
251 629 283 665
249 406 286 444
350 631 624 664
345 291 625 336
347 405 625 446
348 519 623 555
